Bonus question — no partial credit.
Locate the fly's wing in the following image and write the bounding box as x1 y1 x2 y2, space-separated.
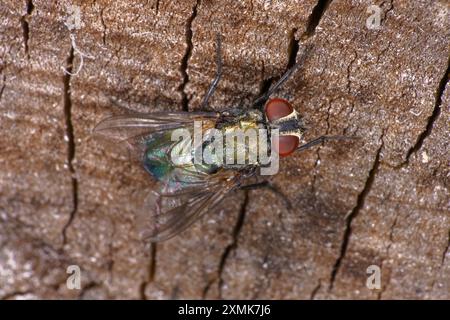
137 168 242 242
93 111 245 242
93 111 219 161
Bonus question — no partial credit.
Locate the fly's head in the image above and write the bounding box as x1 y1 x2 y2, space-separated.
265 98 305 157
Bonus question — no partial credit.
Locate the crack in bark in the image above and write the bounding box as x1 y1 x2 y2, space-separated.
442 231 450 266
20 0 34 59
139 244 157 300
99 6 107 46
309 279 322 300
202 192 249 299
179 0 199 112
61 44 78 245
403 56 449 163
0 74 6 102
255 0 329 106
103 43 122 71
1 290 33 300
302 0 332 38
328 134 384 290
287 28 299 70
154 0 160 15
380 0 395 24
149 244 157 281
346 50 358 94
255 28 299 108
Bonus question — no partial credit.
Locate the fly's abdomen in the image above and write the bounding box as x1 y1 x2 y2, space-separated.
143 131 218 182
143 133 174 180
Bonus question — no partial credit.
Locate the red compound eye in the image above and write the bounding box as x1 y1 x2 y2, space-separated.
274 135 299 157
265 98 294 121
266 98 299 157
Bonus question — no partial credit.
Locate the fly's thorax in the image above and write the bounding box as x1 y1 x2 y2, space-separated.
216 108 264 128
219 119 269 169
201 108 266 168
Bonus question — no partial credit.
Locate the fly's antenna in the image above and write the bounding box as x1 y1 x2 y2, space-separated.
253 44 312 108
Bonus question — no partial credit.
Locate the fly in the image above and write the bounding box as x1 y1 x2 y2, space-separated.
94 35 352 242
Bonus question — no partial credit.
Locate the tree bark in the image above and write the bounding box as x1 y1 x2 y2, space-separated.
0 0 448 299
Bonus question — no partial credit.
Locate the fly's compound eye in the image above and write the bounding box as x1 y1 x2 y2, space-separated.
265 98 299 157
275 135 299 157
265 98 294 122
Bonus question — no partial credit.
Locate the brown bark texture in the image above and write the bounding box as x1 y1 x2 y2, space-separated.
0 0 449 299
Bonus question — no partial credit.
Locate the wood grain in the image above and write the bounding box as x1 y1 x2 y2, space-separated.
0 0 448 299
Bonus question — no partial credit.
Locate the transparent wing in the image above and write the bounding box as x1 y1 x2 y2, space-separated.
93 111 244 242
94 111 219 133
93 111 219 160
136 168 242 242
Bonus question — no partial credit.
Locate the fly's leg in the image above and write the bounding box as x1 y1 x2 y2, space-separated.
252 64 299 107
253 44 312 108
201 34 223 109
240 180 292 210
297 135 357 152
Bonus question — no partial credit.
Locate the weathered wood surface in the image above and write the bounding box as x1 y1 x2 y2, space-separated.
0 0 449 299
